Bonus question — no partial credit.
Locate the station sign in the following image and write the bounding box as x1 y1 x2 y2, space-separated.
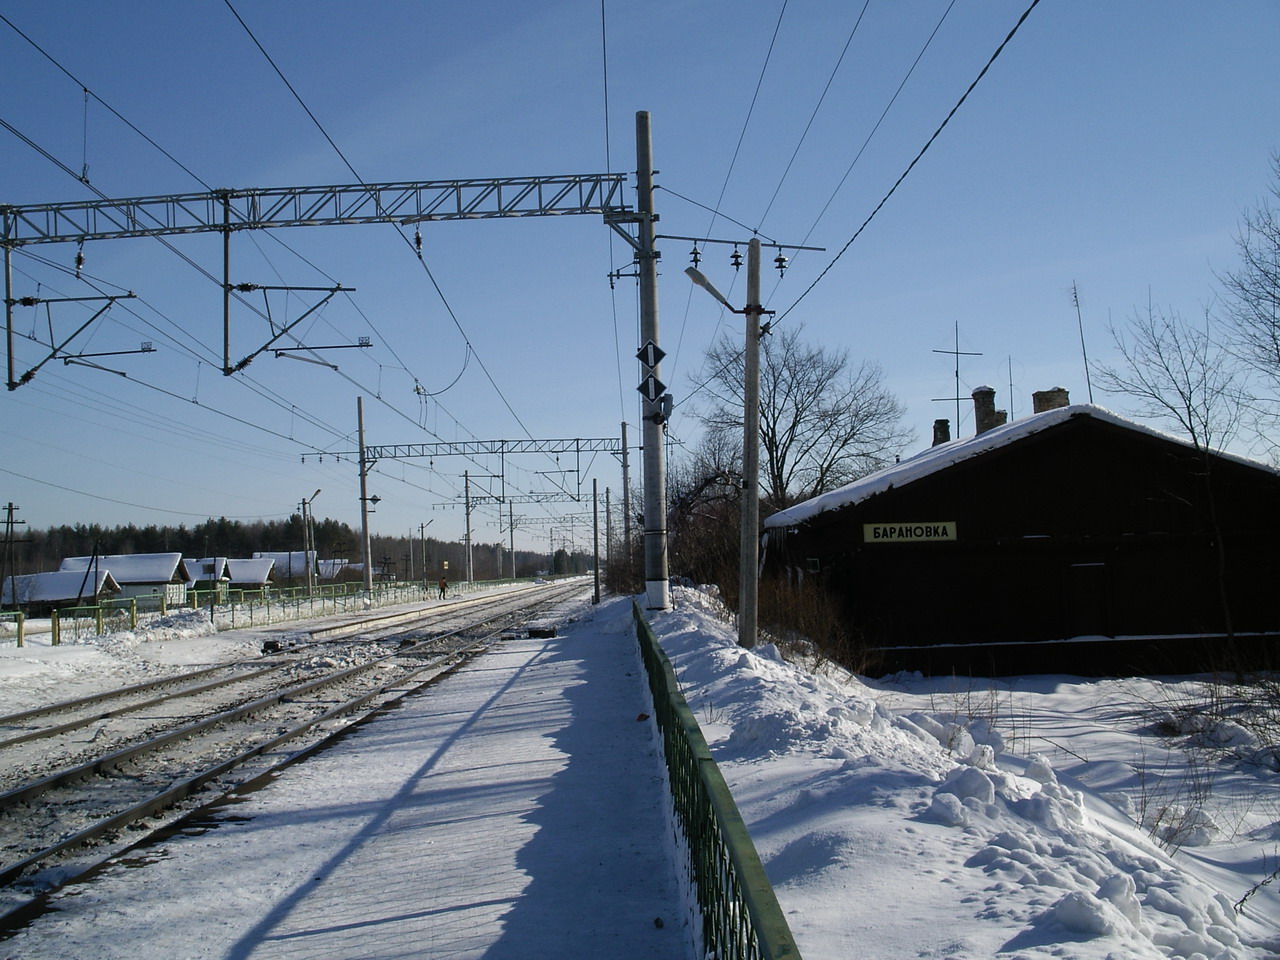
863 522 957 543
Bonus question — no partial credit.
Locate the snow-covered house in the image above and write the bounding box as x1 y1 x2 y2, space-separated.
59 553 190 606
2 569 122 613
317 558 350 580
252 551 313 580
762 390 1280 676
185 557 230 599
226 557 275 590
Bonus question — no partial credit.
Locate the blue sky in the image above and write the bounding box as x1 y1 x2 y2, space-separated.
2 1 1277 558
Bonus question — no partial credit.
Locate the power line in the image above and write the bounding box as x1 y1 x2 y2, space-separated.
0 12 214 191
755 0 871 233
788 0 958 257
0 464 290 520
776 0 1042 325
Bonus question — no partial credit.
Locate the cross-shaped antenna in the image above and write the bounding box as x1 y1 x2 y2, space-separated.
931 321 982 433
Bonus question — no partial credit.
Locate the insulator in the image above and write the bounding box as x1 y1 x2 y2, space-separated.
690 245 701 267
731 247 742 271
774 253 788 274
414 229 422 256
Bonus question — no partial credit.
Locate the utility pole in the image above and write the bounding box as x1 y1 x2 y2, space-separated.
739 238 763 649
1 502 30 608
635 110 669 611
508 501 516 580
357 397 375 598
464 470 473 583
592 478 601 604
686 237 771 648
419 520 432 591
620 421 631 581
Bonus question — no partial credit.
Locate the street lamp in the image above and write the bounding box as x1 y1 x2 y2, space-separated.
686 237 771 648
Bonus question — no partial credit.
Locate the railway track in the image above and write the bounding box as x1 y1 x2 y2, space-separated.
0 579 589 923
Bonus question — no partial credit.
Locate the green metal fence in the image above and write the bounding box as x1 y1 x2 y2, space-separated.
631 600 802 960
0 610 23 647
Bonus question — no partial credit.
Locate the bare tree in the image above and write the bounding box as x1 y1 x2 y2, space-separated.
1219 154 1280 386
1093 302 1246 651
1093 302 1244 453
698 324 912 510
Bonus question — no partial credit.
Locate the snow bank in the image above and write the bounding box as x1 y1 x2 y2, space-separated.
650 585 1278 960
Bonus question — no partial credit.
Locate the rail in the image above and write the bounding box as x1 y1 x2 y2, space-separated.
631 600 801 960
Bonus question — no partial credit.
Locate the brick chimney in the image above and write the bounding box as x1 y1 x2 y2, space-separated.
932 419 951 446
1032 387 1070 413
972 386 1007 435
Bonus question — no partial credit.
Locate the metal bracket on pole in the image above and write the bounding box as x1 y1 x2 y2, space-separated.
226 284 349 374
8 292 137 388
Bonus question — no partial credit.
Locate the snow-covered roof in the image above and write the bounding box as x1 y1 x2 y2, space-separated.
2 569 121 604
184 557 228 586
252 551 313 578
763 403 1280 530
226 558 275 585
59 552 189 585
317 559 350 580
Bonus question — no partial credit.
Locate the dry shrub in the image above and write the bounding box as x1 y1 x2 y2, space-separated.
758 577 876 675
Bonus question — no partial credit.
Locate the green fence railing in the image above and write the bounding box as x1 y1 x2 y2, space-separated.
631 600 802 960
32 577 539 642
0 610 23 647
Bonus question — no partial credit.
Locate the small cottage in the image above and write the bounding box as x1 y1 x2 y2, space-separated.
2 569 122 614
185 557 230 600
253 551 313 581
226 557 275 591
59 553 190 607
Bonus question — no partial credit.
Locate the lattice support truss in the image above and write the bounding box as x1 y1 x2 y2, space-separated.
0 174 632 245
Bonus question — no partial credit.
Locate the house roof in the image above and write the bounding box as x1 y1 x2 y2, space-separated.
227 557 275 584
2 569 121 604
185 557 229 586
763 404 1280 530
59 552 189 584
252 551 312 578
317 559 350 579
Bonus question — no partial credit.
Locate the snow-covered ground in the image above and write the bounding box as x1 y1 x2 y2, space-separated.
1 586 1278 958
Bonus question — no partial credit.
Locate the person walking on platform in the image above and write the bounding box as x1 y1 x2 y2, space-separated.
438 576 448 600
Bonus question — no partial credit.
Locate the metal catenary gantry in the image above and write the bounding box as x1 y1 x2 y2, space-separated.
2 172 632 387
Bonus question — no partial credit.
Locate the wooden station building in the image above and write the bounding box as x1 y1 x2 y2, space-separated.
761 388 1280 676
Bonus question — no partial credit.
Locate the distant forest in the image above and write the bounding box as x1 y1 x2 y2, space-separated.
4 516 592 582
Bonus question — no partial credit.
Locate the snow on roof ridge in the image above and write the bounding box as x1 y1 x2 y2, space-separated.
763 403 1277 529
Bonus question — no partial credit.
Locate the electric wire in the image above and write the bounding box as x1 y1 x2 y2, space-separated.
671 0 1033 428
0 464 288 520
754 0 872 233
702 0 789 239
600 0 628 421
0 12 215 191
3 125 482 506
222 0 605 525
786 0 958 260
776 0 1042 325
5 10 467 427
223 0 529 441
4 11 619 533
3 11 473 464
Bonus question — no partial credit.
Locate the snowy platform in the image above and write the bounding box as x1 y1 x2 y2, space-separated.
6 601 689 959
